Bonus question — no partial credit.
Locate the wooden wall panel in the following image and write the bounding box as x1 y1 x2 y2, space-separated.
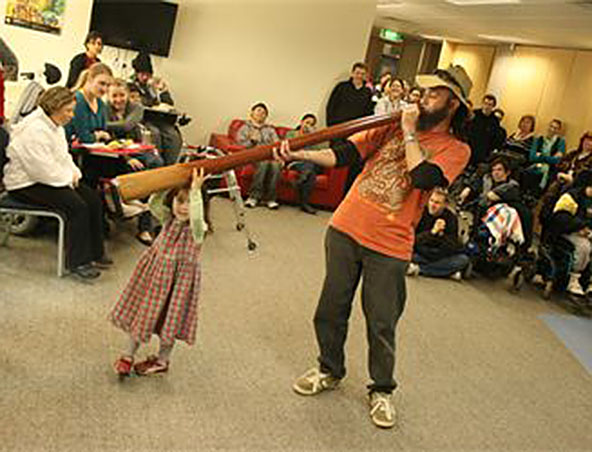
448 44 495 105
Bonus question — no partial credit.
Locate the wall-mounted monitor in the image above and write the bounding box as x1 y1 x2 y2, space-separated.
89 1 178 57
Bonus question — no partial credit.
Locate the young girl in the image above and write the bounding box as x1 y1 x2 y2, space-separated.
110 168 207 376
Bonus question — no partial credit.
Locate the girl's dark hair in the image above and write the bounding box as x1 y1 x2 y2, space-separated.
483 94 497 106
85 31 102 46
164 186 190 210
450 101 470 143
127 82 140 94
352 62 367 72
490 156 511 174
295 113 317 130
251 102 268 114
519 114 536 133
301 113 316 123
390 78 405 90
577 131 592 153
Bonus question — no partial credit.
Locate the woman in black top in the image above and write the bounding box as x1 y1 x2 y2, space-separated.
66 31 103 88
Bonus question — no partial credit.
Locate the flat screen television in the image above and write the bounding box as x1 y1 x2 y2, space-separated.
89 1 178 57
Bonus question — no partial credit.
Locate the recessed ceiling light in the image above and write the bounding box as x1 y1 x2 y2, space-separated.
446 0 521 5
377 0 404 7
420 34 446 41
478 34 533 43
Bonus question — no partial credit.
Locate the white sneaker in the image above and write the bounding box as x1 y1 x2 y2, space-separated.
369 392 396 429
567 272 585 297
406 263 420 277
450 271 462 281
266 200 279 210
244 197 258 208
121 202 147 218
292 368 340 396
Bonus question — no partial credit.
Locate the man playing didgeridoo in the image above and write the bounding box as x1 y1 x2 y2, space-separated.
275 65 473 429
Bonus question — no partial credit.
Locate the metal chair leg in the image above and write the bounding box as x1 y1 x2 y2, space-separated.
0 213 11 246
57 215 65 277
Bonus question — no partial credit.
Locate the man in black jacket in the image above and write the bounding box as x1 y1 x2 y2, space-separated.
468 94 504 166
407 189 469 280
458 157 520 207
326 62 374 195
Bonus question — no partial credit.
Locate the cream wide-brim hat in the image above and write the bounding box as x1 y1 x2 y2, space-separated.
416 65 473 110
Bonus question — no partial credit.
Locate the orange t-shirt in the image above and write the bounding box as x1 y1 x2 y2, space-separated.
330 123 470 260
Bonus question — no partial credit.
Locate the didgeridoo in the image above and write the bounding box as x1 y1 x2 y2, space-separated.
114 111 401 201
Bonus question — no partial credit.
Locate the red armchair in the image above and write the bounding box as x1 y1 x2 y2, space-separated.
209 119 348 210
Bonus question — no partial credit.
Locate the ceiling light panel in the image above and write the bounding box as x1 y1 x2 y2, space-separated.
446 0 521 5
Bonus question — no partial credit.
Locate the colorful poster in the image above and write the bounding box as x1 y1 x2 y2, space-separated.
5 0 66 35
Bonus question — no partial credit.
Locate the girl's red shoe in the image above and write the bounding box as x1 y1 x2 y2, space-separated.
113 356 134 376
134 356 169 376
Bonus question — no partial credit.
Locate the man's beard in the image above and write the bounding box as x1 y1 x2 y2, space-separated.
417 103 451 132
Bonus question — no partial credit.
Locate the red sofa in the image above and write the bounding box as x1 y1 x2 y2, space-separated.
209 119 348 210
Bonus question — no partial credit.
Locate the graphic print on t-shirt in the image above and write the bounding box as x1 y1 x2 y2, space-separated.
357 135 417 212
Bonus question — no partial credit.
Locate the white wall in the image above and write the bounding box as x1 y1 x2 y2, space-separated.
158 0 377 143
2 0 377 144
1 0 94 113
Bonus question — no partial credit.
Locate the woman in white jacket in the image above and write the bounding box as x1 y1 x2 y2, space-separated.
3 87 110 281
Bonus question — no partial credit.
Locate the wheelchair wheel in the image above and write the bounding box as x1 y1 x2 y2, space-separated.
0 212 38 236
510 268 524 292
542 281 553 300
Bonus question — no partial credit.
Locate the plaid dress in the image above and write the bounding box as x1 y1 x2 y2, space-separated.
110 190 204 346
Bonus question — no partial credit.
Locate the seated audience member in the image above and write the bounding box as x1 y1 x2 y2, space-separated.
66 31 103 89
66 63 113 189
106 79 164 170
3 87 110 280
69 66 155 245
527 118 566 190
66 63 112 146
407 189 469 281
127 83 142 105
238 102 281 209
374 78 407 115
505 114 536 159
533 131 592 237
285 113 324 215
546 171 592 296
556 131 592 186
106 79 142 139
458 157 521 208
371 72 391 103
130 52 182 165
406 86 423 104
106 79 164 245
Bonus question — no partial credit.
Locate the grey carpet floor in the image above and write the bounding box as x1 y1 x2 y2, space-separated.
1 198 591 452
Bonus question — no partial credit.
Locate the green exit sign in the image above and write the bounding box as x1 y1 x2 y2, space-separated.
380 29 404 42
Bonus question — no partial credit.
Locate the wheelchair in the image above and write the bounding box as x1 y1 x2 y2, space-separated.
459 198 535 291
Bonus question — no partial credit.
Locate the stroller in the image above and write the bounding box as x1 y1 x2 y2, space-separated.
460 199 533 290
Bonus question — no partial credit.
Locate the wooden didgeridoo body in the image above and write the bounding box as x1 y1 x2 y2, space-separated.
114 111 401 201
